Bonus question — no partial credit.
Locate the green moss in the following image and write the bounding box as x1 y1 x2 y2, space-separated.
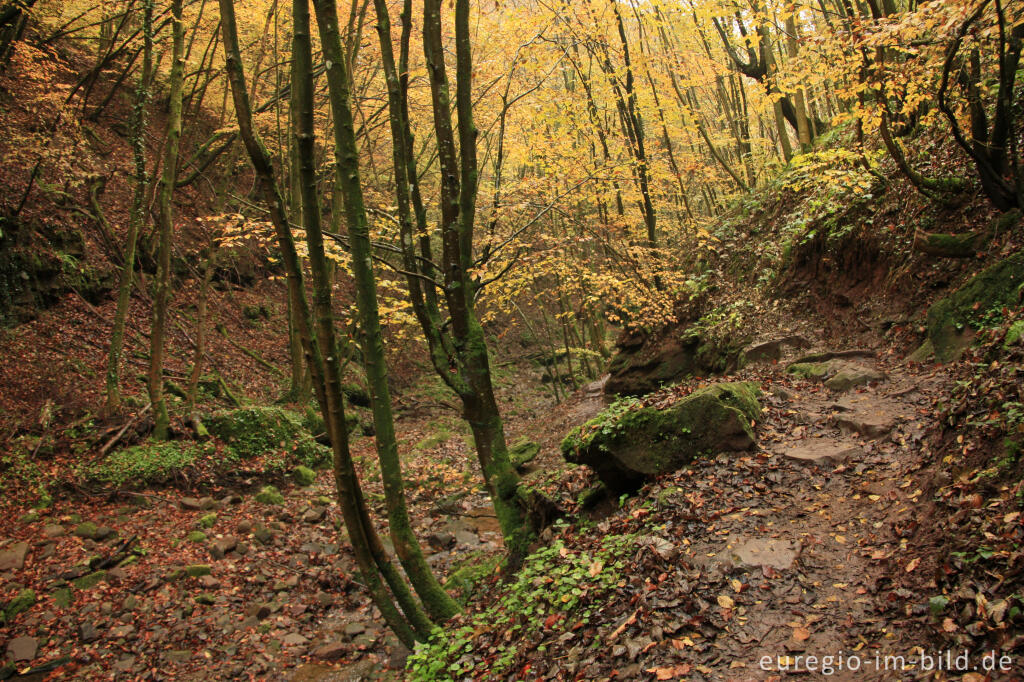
196 513 217 529
1005 320 1024 349
3 588 36 620
293 465 316 487
80 441 209 488
444 556 501 605
927 252 1024 362
72 571 106 590
187 530 207 543
786 361 831 379
184 564 212 578
255 485 285 505
206 406 330 469
508 439 541 468
73 521 98 539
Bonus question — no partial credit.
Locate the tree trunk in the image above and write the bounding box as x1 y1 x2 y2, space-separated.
148 0 186 440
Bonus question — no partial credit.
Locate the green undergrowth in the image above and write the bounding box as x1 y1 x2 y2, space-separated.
407 528 635 680
79 441 217 488
206 406 331 469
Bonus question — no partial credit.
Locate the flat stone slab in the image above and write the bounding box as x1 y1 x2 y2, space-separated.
0 542 28 571
833 414 895 440
6 636 38 662
780 441 863 465
728 537 800 571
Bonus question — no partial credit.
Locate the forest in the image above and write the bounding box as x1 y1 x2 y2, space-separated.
0 0 1022 678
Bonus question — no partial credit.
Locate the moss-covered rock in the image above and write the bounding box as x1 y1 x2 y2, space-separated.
255 485 285 505
187 531 207 543
293 465 316 487
561 382 761 493
3 588 36 620
509 440 541 469
786 359 885 391
206 407 330 469
927 251 1024 362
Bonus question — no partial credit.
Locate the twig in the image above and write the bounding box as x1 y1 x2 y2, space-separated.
96 404 151 460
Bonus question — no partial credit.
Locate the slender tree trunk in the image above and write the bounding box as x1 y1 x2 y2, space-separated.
218 0 423 647
185 246 217 413
311 0 457 622
105 0 153 414
148 0 186 439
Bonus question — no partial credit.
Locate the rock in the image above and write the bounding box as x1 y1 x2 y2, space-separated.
728 537 799 571
209 536 237 560
197 513 217 529
194 593 216 605
313 642 347 661
206 406 331 469
426 532 455 550
833 415 895 440
180 497 203 511
92 526 116 542
742 336 810 364
53 587 72 608
198 497 217 510
164 650 192 664
562 382 762 493
187 531 207 543
780 441 862 465
72 571 107 590
823 364 886 392
344 622 367 638
4 589 35 619
906 339 934 363
198 574 220 589
73 522 98 539
293 466 317 487
927 251 1024 362
453 530 481 547
6 636 37 662
109 624 136 639
42 524 65 538
255 486 285 506
79 622 99 643
237 520 253 534
282 633 308 647
605 328 745 397
787 359 885 391
0 542 29 572
302 507 326 524
508 439 541 469
253 526 274 545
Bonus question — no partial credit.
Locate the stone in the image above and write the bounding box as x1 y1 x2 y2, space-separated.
197 513 217 529
823 364 886 392
0 542 29 572
253 526 274 545
164 650 192 663
728 537 799 571
302 507 326 524
79 622 99 643
73 522 98 539
742 336 810 365
42 524 65 538
72 571 107 590
194 593 216 605
180 497 203 511
833 415 895 440
313 642 347 661
255 486 285 506
562 382 762 493
92 526 116 542
209 536 237 560
6 636 37 662
198 575 220 589
927 251 1024 362
508 439 541 469
282 633 308 647
344 622 367 638
453 530 481 547
426 532 455 551
109 624 136 639
198 497 217 510
293 466 316 487
187 531 207 543
780 441 862 465
3 589 35 619
237 520 253 534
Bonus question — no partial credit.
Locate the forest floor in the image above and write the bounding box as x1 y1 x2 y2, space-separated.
3 319 996 681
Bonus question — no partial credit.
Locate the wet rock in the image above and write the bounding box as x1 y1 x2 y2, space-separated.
0 542 29 572
6 636 37 662
779 442 862 465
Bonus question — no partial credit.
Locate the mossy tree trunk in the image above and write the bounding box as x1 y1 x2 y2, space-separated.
311 0 457 623
218 0 425 648
148 0 186 440
105 0 152 415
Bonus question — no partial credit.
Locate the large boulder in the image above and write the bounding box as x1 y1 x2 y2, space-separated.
206 407 331 469
605 327 746 397
925 251 1024 362
561 382 761 493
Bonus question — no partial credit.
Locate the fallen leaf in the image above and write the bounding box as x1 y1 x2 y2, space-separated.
792 626 810 641
905 557 920 573
717 594 735 609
